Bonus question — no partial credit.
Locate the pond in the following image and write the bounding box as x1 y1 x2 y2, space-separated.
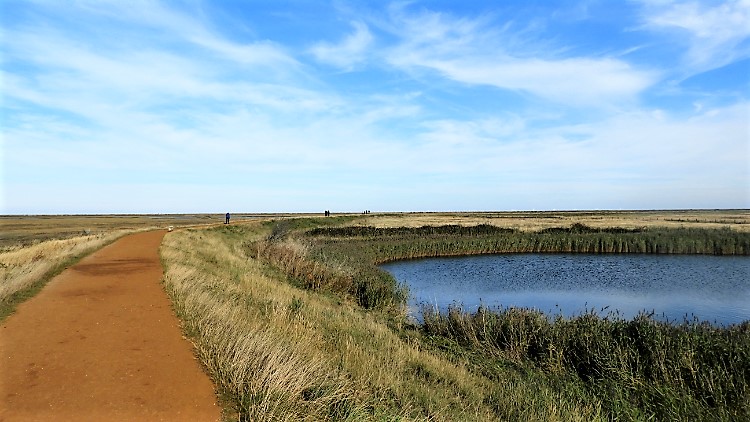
380 254 750 326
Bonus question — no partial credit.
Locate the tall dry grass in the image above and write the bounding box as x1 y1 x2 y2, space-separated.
0 231 131 318
358 210 750 233
160 223 605 421
162 226 368 420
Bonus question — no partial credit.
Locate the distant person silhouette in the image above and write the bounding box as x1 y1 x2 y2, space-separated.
225 212 230 224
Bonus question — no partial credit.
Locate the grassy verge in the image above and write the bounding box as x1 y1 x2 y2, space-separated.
0 230 133 321
160 217 749 420
161 222 606 421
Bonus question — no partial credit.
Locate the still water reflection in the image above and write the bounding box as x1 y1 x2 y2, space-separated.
380 254 750 325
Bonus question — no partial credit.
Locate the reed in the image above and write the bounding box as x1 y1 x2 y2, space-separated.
356 210 750 233
309 224 750 258
421 306 750 420
244 218 750 420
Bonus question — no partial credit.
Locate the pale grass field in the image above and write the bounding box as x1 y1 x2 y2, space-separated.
0 230 132 305
161 222 603 421
0 213 230 248
0 213 227 310
356 210 750 232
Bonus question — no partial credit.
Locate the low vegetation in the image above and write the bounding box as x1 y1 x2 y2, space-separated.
5 212 747 420
0 214 221 248
161 222 607 421
161 215 749 421
422 306 749 420
307 223 749 256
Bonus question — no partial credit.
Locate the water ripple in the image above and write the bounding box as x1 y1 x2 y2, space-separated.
381 254 750 325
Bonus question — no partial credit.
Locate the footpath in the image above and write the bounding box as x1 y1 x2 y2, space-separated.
0 230 220 421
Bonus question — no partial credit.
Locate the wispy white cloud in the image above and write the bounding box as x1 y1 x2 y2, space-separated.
401 55 655 107
382 6 657 108
3 3 421 191
4 21 341 138
69 0 301 69
637 0 750 74
309 21 374 70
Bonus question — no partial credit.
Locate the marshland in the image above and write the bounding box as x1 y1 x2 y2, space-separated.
3 210 750 420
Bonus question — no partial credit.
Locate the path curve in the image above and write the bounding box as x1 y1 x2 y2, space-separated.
0 230 220 421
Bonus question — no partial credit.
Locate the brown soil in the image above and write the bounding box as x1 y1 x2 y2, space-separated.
0 231 220 421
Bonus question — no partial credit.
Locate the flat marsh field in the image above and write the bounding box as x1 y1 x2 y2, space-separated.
1 213 296 248
358 209 750 232
3 210 748 246
3 209 749 421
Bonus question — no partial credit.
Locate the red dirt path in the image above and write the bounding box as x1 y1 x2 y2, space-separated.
0 230 220 421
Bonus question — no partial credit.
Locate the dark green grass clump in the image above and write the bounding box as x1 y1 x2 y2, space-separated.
421 306 750 420
310 224 750 257
308 224 516 238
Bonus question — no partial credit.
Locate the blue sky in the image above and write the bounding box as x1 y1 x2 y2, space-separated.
2 0 749 214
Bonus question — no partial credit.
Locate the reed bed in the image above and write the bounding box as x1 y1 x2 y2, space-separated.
309 224 750 258
242 218 749 420
248 238 407 310
421 306 750 420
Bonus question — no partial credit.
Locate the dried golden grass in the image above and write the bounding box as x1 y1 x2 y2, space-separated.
162 228 370 420
0 214 227 248
357 210 750 232
0 231 130 304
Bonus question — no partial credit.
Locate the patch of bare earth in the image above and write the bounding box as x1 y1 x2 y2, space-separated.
0 231 220 421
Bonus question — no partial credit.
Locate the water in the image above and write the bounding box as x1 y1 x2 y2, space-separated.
380 254 750 326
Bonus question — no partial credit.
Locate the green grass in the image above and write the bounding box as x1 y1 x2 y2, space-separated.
154 217 750 420
308 223 750 256
421 306 750 420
